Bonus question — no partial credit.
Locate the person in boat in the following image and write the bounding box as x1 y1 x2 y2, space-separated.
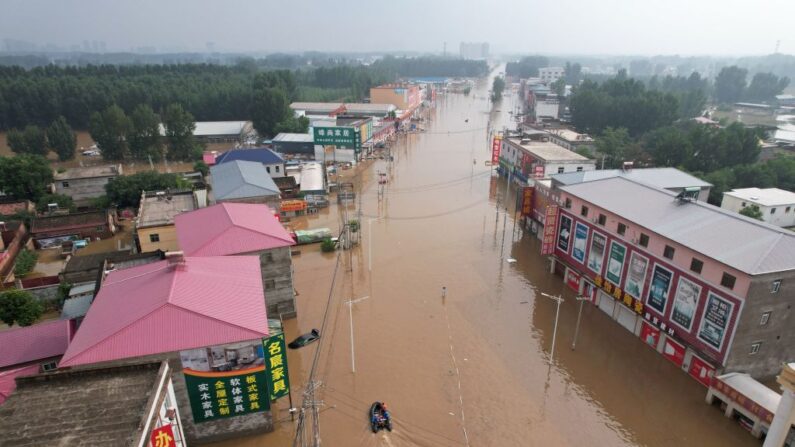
382 403 390 421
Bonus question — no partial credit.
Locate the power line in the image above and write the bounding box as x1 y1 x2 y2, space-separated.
360 198 488 221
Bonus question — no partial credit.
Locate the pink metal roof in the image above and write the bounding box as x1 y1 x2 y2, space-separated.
175 203 295 257
0 319 73 369
0 364 40 405
60 256 268 367
203 151 217 166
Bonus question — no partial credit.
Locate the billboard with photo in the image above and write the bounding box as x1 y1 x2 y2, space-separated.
646 264 673 314
587 231 606 275
605 241 626 286
557 214 572 253
697 292 734 350
625 252 649 299
671 277 702 331
571 222 589 264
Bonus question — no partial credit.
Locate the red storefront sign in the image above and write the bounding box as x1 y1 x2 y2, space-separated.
688 355 715 388
639 321 660 349
491 137 502 164
713 377 775 424
151 425 176 447
565 268 580 292
541 205 559 255
662 337 686 367
521 187 534 216
533 165 544 178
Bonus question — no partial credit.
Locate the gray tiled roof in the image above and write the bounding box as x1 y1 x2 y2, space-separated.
552 168 712 189
560 177 795 275
210 160 280 201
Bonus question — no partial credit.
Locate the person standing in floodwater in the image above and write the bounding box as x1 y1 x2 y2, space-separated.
442 286 447 298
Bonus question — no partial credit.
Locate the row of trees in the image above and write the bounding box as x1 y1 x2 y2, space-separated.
6 117 76 161
714 66 790 104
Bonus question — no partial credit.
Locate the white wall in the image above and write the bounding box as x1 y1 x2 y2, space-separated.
543 162 596 178
721 194 795 227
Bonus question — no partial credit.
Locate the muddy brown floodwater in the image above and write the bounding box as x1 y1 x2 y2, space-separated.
208 69 759 447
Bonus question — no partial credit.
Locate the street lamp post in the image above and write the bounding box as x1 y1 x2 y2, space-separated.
345 296 369 373
540 292 564 364
571 296 590 350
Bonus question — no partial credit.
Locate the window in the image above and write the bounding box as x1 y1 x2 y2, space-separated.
580 205 589 217
265 279 276 290
61 181 69 188
771 279 781 293
749 342 762 355
741 202 746 207
690 258 704 274
639 233 649 247
40 361 57 372
721 272 736 290
149 234 160 243
275 166 280 173
263 252 274 262
760 312 771 326
663 245 675 260
564 198 572 209
617 223 626 236
787 206 792 213
576 166 583 172
557 167 565 174
266 166 271 173
771 208 776 214
597 214 606 226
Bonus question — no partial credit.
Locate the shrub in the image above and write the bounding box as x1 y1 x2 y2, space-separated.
320 238 336 252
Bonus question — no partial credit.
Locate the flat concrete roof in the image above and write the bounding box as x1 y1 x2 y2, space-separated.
137 190 196 228
273 133 314 143
724 187 795 207
54 165 121 180
505 137 592 163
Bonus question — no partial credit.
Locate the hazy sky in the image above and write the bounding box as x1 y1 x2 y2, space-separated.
2 0 794 55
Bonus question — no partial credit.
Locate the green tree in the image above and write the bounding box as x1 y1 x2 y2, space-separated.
13 249 38 276
274 115 310 134
0 154 53 201
46 116 77 161
7 125 48 156
0 289 44 327
128 104 163 161
551 78 566 97
193 160 209 176
714 66 747 104
89 104 131 161
745 72 790 102
36 193 76 213
644 126 692 166
739 205 764 221
594 127 639 169
162 103 199 161
105 171 190 208
251 88 290 138
491 77 505 101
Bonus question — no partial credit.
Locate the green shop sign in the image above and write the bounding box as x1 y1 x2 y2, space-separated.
313 126 360 151
264 333 291 401
184 368 270 423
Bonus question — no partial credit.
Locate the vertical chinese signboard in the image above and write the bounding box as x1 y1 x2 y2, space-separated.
181 341 270 423
521 187 533 216
540 205 559 255
151 425 176 447
263 333 291 401
491 136 502 165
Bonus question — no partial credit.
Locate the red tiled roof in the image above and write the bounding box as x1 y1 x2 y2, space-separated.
0 201 31 216
60 256 268 367
0 319 73 369
175 203 294 256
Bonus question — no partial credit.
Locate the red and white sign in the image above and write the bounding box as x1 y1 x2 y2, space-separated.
540 205 559 255
521 187 534 216
662 337 685 367
491 137 502 164
533 165 544 178
640 321 661 349
565 268 580 292
688 355 715 388
151 425 176 447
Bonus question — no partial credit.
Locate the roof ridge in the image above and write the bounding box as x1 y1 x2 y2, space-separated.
750 232 785 273
167 302 268 337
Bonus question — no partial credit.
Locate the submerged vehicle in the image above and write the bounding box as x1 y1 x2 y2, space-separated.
288 329 320 349
369 401 392 433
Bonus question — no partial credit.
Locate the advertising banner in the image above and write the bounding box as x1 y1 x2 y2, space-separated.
280 200 307 213
557 214 573 254
587 232 606 275
625 252 649 299
713 378 775 424
540 205 559 255
605 241 626 286
150 425 176 447
491 136 502 164
697 293 733 350
263 333 291 401
181 341 270 423
671 277 701 331
521 187 534 216
640 321 660 349
688 355 714 387
313 126 359 150
662 337 685 367
565 267 580 292
572 222 589 264
646 264 673 314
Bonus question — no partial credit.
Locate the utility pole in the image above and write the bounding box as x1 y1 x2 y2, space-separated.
540 292 564 364
571 296 589 350
346 296 370 373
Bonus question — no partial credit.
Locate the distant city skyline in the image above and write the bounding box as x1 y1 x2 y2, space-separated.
1 0 794 56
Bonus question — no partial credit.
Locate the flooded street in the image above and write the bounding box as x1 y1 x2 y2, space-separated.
219 70 754 446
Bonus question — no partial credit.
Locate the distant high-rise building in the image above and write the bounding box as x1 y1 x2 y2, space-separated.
459 42 489 60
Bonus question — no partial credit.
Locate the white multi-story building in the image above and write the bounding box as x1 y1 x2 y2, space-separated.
721 187 795 227
459 42 489 60
539 67 565 85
